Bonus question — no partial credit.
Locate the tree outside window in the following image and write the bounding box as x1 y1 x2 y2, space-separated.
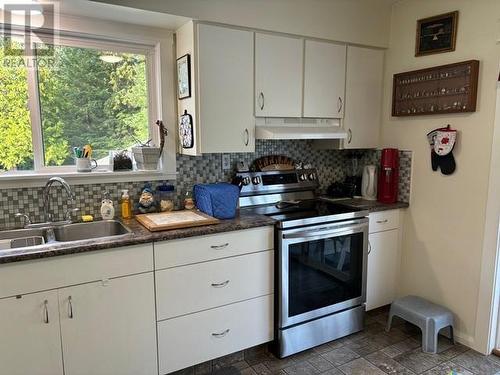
0 37 151 173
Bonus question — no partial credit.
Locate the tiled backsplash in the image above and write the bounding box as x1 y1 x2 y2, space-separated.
0 140 412 229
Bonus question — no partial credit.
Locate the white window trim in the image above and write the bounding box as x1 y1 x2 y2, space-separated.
0 26 177 186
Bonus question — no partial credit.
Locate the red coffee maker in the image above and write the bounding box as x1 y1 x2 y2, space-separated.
378 148 399 203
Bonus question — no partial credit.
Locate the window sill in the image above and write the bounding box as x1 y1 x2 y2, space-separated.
0 169 177 189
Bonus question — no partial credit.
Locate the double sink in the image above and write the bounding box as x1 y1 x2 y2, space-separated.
0 220 132 251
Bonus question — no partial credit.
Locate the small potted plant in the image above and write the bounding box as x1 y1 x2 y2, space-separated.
132 120 168 171
112 150 133 171
132 140 160 171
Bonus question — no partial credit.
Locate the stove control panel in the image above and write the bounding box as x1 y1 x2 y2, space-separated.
236 169 319 196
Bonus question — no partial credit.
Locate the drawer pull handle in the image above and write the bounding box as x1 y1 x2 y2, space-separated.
68 296 74 319
212 329 230 338
211 280 230 288
43 300 49 324
376 219 388 224
210 243 229 250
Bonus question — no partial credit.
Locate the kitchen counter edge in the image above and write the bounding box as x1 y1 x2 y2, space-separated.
0 212 276 265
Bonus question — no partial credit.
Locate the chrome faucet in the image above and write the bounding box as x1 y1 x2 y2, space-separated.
43 177 79 223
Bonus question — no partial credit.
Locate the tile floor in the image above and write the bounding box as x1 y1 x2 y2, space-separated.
173 307 500 375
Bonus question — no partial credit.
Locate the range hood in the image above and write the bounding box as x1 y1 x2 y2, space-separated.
255 118 347 140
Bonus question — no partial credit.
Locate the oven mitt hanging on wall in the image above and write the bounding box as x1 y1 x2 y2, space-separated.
427 129 439 171
427 125 457 175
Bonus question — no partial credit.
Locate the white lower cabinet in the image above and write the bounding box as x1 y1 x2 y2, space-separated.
155 226 275 374
59 273 157 375
158 295 274 374
0 291 64 375
0 228 276 375
0 244 157 375
366 210 402 311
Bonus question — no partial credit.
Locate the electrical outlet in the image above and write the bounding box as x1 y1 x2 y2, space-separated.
222 154 231 170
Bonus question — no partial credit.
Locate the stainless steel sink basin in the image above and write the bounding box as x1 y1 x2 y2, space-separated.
0 220 132 252
52 220 131 242
0 228 48 250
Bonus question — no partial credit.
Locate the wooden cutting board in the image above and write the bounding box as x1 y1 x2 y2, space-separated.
136 210 220 232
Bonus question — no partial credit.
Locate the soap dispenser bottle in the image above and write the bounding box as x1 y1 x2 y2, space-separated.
121 189 132 219
100 191 115 220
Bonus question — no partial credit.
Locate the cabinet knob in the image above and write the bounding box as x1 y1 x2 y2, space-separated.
43 300 49 324
211 280 230 288
347 129 352 144
368 241 372 255
244 128 249 146
337 97 343 113
212 328 230 338
68 296 74 319
258 92 265 110
210 243 229 250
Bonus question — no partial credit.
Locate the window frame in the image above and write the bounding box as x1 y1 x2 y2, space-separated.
3 28 162 175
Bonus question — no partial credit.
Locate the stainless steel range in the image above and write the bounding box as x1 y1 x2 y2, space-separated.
237 168 369 358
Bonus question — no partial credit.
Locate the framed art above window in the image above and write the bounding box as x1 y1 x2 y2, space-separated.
415 11 459 57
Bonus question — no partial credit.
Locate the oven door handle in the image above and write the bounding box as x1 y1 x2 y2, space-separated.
282 223 367 240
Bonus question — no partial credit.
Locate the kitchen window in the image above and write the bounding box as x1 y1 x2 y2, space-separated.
0 33 160 176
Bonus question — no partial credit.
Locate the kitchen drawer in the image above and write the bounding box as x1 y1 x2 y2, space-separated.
156 250 273 320
154 226 273 269
0 244 153 299
369 210 400 233
158 294 273 374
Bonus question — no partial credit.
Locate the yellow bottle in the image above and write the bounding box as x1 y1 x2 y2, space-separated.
121 190 132 219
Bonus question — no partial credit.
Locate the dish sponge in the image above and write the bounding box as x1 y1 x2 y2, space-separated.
81 215 94 222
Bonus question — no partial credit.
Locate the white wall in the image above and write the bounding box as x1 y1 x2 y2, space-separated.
380 0 500 350
95 0 393 48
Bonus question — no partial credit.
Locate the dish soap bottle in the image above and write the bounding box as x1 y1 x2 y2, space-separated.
101 191 115 220
121 189 132 219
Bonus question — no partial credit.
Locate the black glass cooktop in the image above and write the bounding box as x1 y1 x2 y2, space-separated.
244 199 368 228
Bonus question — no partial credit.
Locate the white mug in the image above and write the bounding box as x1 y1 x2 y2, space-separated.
76 158 97 172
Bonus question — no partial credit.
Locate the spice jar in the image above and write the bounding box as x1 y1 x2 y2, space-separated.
184 190 195 210
156 182 175 212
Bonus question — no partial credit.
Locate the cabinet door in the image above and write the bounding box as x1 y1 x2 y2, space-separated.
0 291 63 375
198 24 254 152
59 273 157 375
366 229 399 311
344 46 384 149
255 33 303 117
304 40 346 118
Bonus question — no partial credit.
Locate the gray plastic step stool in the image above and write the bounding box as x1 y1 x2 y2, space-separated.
386 295 455 353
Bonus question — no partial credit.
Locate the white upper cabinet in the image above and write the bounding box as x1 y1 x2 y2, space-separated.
255 33 303 117
177 22 254 155
198 24 254 153
303 40 346 118
343 46 384 149
0 291 64 375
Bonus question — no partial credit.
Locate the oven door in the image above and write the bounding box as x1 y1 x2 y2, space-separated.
278 218 368 328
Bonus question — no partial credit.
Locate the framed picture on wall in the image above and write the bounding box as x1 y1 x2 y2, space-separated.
177 54 191 99
415 11 458 57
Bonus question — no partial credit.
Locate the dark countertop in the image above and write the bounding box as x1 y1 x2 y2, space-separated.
331 198 409 212
0 212 276 265
0 200 408 265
